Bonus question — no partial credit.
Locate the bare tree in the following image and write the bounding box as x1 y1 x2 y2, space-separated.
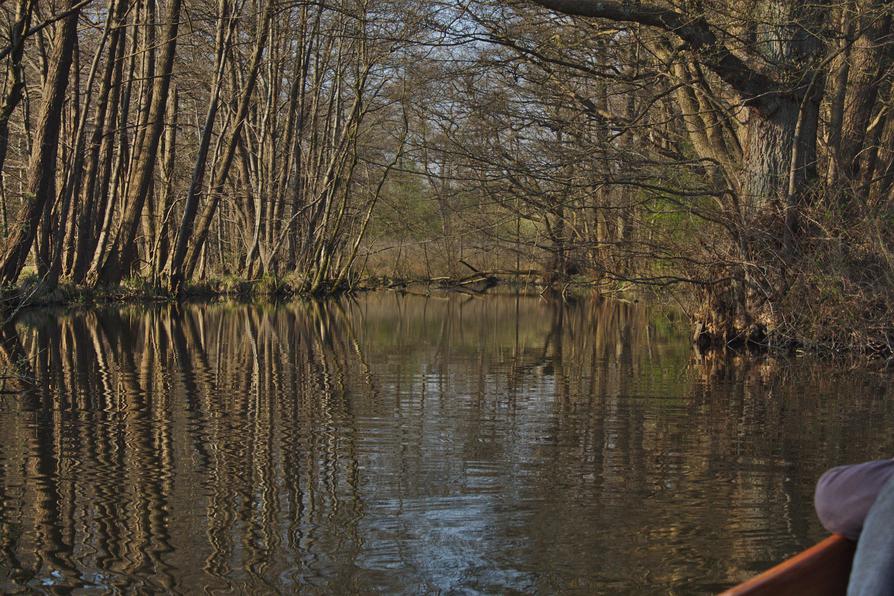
0 0 79 285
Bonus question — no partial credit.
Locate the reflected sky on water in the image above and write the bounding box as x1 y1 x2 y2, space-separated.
1 293 893 593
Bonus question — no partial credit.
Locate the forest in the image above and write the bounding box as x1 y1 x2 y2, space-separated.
0 0 892 354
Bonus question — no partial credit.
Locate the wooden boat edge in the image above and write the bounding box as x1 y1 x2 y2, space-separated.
720 534 856 595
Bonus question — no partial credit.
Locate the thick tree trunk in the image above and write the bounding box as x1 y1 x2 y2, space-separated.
742 0 823 214
741 100 814 212
838 2 892 185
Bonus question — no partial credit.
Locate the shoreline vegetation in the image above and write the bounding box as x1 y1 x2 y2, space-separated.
4 264 893 363
0 270 562 308
0 1 892 361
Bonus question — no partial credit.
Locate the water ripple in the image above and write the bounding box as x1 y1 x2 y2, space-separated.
0 295 892 593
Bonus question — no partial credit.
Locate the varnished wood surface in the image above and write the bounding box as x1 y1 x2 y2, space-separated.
721 535 855 596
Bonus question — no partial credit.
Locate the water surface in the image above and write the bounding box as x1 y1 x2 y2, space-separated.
1 293 892 593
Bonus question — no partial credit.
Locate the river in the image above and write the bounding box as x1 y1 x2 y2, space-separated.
0 293 892 593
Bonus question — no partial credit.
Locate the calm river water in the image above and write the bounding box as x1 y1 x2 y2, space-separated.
1 293 892 594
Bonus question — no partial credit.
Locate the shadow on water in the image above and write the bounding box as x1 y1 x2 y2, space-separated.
0 293 893 593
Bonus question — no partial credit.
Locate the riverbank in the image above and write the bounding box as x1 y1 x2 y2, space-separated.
0 269 587 309
2 271 892 364
0 273 500 316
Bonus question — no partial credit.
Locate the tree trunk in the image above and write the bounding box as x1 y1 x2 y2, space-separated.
88 0 183 287
742 101 800 212
183 0 274 280
69 0 128 282
0 0 33 190
81 7 136 284
150 86 178 280
163 0 233 295
838 2 892 186
0 0 78 285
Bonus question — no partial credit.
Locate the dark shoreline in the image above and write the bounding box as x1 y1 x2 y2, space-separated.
2 275 891 366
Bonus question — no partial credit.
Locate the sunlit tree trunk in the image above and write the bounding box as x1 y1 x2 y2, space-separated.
163 0 236 295
0 0 78 285
150 86 178 280
183 0 275 281
88 0 182 285
0 0 34 204
88 0 182 287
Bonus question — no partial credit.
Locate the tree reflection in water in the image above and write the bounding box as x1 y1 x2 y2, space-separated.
0 294 892 593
